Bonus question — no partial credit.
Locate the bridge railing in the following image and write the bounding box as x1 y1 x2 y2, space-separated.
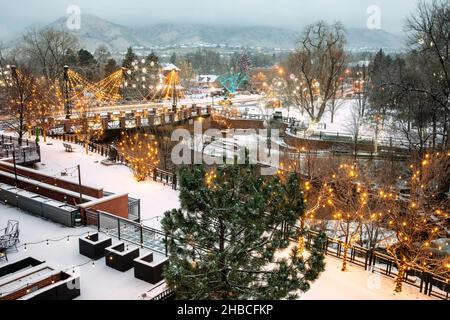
287 129 408 149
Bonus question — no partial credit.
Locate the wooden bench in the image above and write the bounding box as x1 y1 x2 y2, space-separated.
63 143 73 152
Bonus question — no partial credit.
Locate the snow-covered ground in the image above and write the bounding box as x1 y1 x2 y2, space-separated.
0 204 162 300
0 135 437 300
0 203 433 300
300 256 433 300
36 138 179 229
231 98 406 145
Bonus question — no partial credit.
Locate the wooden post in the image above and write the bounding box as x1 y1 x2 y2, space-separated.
140 225 144 248
12 150 18 188
77 165 83 204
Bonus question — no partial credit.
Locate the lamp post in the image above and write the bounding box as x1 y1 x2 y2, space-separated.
121 67 127 101
63 65 72 120
210 86 216 108
171 69 177 112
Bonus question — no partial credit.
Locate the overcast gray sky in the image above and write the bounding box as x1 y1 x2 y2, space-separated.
0 0 424 40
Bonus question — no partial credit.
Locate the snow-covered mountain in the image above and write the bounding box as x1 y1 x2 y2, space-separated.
39 14 405 53
48 14 145 52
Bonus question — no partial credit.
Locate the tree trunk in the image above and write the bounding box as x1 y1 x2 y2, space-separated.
341 244 349 271
342 223 350 271
395 265 405 293
297 215 306 256
432 113 437 150
374 121 379 154
18 103 24 146
443 112 448 149
85 137 89 154
330 95 336 123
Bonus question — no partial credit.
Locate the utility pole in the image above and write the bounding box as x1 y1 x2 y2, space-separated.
172 70 177 112
77 165 83 204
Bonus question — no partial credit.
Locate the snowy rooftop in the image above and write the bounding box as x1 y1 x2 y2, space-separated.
0 204 166 300
197 75 218 83
35 139 180 230
161 63 180 71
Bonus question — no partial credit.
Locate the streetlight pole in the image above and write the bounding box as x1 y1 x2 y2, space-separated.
63 65 72 120
210 86 215 108
172 69 177 112
121 67 127 101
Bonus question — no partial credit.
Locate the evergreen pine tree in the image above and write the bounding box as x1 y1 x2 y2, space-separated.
170 52 177 65
162 165 326 300
122 47 136 69
104 58 118 76
146 51 160 68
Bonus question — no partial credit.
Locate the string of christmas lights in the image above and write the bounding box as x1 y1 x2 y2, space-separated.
0 231 96 298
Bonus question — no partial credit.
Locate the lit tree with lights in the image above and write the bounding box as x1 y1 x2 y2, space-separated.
72 98 104 154
29 78 61 142
384 152 450 292
162 165 326 299
0 64 36 144
117 131 160 182
178 59 195 91
327 163 368 271
237 53 251 90
286 21 347 127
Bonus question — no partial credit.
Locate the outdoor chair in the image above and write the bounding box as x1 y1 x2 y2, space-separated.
0 232 20 252
0 220 19 239
0 230 20 261
0 221 20 252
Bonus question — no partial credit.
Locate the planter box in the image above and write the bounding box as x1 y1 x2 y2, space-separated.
0 257 43 277
27 272 80 301
42 201 79 227
0 184 79 227
79 233 112 260
133 253 168 284
0 259 80 301
105 242 139 272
